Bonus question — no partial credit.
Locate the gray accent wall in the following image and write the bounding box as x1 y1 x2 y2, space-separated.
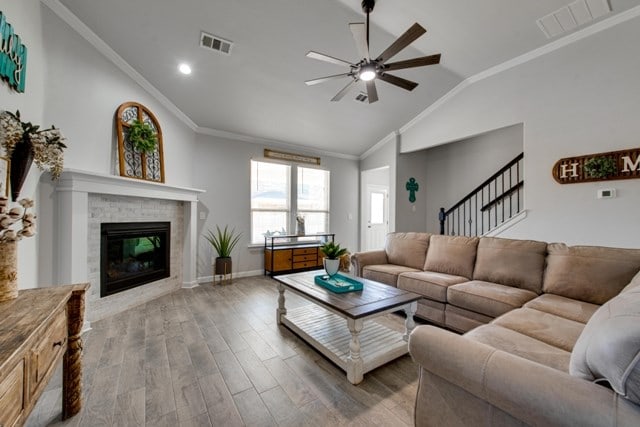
422 124 523 233
193 134 359 279
400 16 640 247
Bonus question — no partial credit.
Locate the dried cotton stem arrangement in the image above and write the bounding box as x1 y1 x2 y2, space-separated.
0 197 36 242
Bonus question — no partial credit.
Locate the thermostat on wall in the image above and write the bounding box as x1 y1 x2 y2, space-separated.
597 189 616 199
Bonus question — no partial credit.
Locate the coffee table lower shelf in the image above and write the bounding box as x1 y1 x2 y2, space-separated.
281 304 409 383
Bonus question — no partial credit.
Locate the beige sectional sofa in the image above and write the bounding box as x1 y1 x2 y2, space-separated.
351 232 640 426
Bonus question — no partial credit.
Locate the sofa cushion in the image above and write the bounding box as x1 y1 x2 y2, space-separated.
621 269 640 293
473 237 547 294
424 235 479 278
543 243 640 305
397 271 468 303
465 324 571 372
444 305 492 333
493 308 584 352
362 264 421 287
570 285 640 405
416 299 445 325
448 281 538 318
524 294 599 324
384 232 430 270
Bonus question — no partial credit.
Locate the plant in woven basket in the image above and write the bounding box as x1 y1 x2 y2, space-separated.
583 156 616 179
127 119 158 154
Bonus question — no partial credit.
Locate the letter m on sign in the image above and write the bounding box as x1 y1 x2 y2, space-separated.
622 155 640 172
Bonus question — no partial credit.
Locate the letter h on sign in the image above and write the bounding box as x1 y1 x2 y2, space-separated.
560 162 579 178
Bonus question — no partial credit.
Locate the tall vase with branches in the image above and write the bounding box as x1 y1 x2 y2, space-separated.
205 225 242 283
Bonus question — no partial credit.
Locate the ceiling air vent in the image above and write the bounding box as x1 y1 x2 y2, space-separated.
355 92 368 103
537 0 612 39
200 31 233 55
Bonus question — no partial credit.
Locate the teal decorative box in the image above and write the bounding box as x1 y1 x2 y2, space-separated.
314 274 363 293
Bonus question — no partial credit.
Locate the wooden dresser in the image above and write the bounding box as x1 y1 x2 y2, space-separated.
263 233 335 276
0 284 89 427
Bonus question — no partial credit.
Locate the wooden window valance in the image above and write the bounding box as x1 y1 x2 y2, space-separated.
115 102 165 182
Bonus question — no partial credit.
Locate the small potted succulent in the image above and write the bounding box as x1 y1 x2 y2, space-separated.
320 241 347 278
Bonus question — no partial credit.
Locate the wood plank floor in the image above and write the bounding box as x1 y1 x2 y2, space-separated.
26 276 419 427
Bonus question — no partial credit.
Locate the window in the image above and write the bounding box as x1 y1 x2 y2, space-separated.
251 160 330 244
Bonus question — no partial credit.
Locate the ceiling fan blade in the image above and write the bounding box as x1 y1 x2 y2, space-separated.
349 23 370 61
379 73 418 91
306 51 353 67
305 73 351 86
366 80 378 103
331 79 358 101
375 23 427 63
383 54 441 71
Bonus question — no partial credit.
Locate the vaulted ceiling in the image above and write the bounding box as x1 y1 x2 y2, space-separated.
57 0 638 157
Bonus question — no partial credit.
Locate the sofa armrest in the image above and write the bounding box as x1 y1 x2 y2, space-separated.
350 250 388 277
409 326 640 427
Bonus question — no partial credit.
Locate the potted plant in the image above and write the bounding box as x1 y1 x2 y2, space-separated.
127 119 158 154
205 225 242 280
320 241 347 278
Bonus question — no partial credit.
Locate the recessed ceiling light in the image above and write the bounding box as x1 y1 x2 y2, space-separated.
178 63 192 75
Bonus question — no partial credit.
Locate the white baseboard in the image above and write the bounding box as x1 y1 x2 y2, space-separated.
182 280 199 289
197 269 264 284
483 210 528 237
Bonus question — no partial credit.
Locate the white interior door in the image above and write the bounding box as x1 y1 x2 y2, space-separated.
365 185 388 251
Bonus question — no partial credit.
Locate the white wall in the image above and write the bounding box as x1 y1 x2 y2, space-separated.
400 16 640 247
1 0 46 288
422 124 523 233
192 134 359 279
40 6 196 187
1 1 197 289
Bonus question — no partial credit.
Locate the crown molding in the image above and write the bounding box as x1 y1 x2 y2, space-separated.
397 5 640 140
196 127 359 161
41 0 359 161
41 0 198 129
359 131 398 160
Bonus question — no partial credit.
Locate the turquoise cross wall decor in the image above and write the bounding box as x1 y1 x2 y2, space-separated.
406 177 419 203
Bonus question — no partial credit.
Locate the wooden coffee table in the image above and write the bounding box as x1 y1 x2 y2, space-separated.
274 270 421 384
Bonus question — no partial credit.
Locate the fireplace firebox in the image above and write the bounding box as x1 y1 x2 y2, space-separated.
100 222 170 297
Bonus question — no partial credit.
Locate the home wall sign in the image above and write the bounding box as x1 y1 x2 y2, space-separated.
552 148 640 184
0 11 27 92
115 102 165 183
264 149 320 165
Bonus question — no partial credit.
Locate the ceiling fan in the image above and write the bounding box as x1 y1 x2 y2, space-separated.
305 0 441 104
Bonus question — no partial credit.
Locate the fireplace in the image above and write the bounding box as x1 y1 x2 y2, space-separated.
100 222 170 297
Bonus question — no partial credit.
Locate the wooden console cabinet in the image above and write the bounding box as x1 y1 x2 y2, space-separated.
0 283 89 427
264 234 334 276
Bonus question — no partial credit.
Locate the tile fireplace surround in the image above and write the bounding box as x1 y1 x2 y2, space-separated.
49 169 204 323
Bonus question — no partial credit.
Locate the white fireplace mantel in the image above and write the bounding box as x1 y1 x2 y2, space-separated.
53 169 204 288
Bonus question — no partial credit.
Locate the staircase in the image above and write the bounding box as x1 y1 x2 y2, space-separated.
439 153 524 237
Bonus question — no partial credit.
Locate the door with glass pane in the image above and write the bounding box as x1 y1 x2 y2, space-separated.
365 185 388 251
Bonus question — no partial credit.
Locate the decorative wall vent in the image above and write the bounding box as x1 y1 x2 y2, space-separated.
355 92 368 103
200 31 233 55
536 0 611 39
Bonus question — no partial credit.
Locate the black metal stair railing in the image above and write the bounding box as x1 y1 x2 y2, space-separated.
439 153 524 236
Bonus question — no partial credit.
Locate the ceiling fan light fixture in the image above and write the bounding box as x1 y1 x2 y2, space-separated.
359 63 376 81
